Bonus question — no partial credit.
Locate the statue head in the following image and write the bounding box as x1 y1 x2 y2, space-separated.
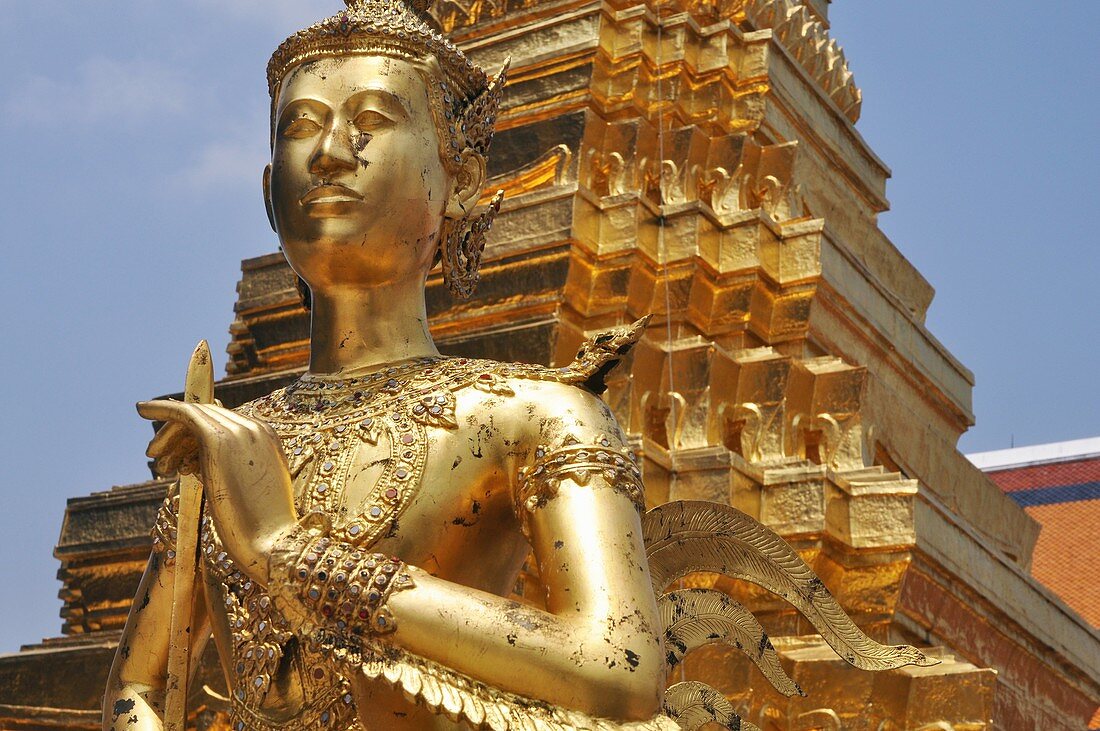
263 0 506 301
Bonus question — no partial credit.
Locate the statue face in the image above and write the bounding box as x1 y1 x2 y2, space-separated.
267 55 452 293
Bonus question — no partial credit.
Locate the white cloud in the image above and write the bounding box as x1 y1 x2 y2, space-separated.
172 106 270 193
3 57 193 127
176 138 268 192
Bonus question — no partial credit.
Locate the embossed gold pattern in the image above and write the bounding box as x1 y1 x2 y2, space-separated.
267 0 505 159
271 530 415 637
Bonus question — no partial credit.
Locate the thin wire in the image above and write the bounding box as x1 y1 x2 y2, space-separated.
652 0 687 687
654 0 676 476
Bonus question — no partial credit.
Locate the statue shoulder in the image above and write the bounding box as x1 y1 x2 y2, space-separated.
486 320 649 528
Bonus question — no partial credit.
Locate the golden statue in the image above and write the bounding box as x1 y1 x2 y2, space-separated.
103 2 931 729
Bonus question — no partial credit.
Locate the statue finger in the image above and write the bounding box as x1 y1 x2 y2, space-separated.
193 403 261 430
148 426 198 459
153 437 199 477
183 404 261 442
155 450 183 478
137 399 196 424
146 421 186 458
153 453 178 478
137 400 226 442
178 454 200 476
168 437 200 467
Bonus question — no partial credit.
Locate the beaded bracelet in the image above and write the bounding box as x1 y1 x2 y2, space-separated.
270 527 415 637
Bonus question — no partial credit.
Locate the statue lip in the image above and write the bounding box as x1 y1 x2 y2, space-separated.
301 184 364 205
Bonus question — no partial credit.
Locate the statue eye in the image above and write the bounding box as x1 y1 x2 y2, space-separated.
282 117 322 139
353 110 389 131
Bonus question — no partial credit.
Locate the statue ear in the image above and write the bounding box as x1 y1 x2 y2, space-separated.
263 164 276 234
445 150 486 219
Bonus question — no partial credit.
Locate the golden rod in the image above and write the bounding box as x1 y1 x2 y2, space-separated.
163 340 214 731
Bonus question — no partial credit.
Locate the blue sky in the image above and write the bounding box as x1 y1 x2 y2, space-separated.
0 2 1096 653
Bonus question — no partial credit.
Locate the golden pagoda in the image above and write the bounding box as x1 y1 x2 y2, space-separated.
0 0 1097 728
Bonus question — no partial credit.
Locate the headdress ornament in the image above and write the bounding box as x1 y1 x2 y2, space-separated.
267 0 506 159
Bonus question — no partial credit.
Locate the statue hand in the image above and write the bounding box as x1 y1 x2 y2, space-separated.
137 400 297 585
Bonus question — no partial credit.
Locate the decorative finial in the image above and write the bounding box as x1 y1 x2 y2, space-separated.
344 0 431 15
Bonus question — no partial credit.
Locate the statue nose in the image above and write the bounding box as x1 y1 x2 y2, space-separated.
310 126 357 177
311 151 356 177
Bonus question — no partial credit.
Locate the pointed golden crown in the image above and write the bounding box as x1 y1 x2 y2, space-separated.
267 0 506 158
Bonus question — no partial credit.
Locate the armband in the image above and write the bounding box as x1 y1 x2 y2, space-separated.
515 436 645 525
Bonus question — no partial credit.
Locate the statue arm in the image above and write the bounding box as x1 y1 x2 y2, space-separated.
387 382 661 717
103 486 211 731
382 477 664 720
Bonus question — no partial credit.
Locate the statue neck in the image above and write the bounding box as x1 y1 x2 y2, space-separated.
307 281 439 376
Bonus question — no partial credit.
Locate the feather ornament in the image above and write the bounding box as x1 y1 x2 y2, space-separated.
659 588 803 697
644 501 936 672
663 681 760 731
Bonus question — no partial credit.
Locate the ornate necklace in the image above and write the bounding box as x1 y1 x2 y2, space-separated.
240 356 518 550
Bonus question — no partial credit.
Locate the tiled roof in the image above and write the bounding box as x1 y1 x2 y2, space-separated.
978 448 1100 629
1018 498 1100 627
987 457 1100 494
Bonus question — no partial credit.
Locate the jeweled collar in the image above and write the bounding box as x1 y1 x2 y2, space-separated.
282 356 447 414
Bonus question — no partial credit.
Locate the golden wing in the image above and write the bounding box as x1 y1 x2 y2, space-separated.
647 500 935 729
644 500 933 671
663 681 761 731
659 588 803 698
